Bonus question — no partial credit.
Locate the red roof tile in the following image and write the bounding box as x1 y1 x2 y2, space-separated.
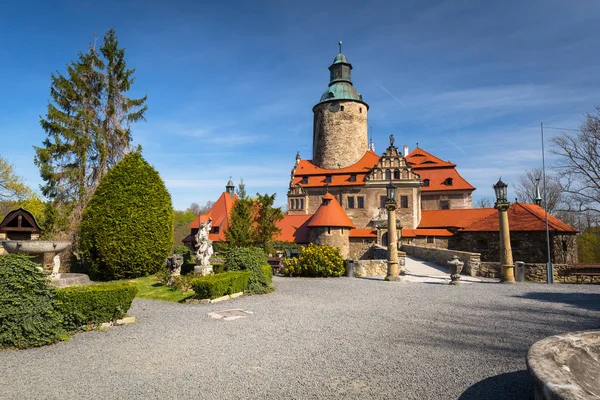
417 168 475 192
349 228 377 238
403 228 454 237
293 151 380 188
188 192 237 241
462 203 578 233
275 214 312 243
419 208 496 229
307 193 355 228
406 148 456 169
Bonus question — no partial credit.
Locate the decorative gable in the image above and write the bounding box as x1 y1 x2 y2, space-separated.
365 143 420 182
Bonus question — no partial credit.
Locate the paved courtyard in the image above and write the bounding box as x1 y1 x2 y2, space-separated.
1 276 599 399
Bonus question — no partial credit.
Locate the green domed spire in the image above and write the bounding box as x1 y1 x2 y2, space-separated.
316 42 368 107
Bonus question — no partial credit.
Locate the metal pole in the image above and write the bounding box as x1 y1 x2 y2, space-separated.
541 122 554 283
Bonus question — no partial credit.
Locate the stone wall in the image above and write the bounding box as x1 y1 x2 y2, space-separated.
405 237 449 249
309 226 350 258
353 251 406 277
478 262 579 283
421 191 473 210
312 101 368 169
401 244 481 276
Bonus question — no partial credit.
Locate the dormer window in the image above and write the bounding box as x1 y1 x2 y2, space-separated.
423 179 430 187
301 176 308 184
325 175 332 184
349 174 357 182
385 170 392 180
445 178 453 186
393 169 400 179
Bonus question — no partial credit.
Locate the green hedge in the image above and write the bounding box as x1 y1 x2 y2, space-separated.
56 282 138 331
262 265 272 286
191 271 250 299
224 247 269 294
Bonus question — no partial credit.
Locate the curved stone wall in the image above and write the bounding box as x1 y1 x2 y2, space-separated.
309 226 350 258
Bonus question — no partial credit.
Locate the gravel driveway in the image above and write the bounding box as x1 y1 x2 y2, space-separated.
1 276 599 399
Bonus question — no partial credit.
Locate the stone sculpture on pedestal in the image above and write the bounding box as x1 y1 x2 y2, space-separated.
166 254 184 286
194 218 214 276
447 255 464 285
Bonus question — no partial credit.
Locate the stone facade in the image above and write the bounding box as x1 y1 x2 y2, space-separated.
353 252 406 277
309 226 350 258
421 192 472 210
450 231 578 264
402 236 449 249
312 100 368 169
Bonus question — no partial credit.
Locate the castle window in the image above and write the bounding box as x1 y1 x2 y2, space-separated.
347 196 355 209
340 105 345 111
301 176 308 184
299 199 304 209
359 107 362 113
445 178 453 186
327 227 331 235
380 196 387 209
357 196 364 209
393 169 400 179
212 227 220 234
426 236 435 244
289 199 294 210
400 196 408 208
325 175 332 183
440 200 450 210
385 170 392 180
349 174 357 182
423 179 430 187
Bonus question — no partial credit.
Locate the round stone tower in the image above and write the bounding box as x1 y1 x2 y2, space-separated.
312 43 369 169
307 193 355 258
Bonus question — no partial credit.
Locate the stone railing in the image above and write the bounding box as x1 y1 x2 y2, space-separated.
400 245 481 276
353 251 406 277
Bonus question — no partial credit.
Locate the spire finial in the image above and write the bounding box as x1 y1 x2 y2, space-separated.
338 41 342 53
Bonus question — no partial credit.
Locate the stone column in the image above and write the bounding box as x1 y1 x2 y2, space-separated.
497 203 515 283
385 206 402 281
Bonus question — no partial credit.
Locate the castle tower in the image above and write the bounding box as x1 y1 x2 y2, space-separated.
307 193 355 258
312 42 369 169
226 178 235 198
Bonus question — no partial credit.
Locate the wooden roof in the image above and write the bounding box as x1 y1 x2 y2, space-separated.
0 208 42 234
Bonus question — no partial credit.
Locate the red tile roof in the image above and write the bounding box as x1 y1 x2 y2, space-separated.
461 203 578 233
349 228 377 238
307 193 355 228
405 148 456 169
419 208 495 230
188 192 237 241
402 228 454 237
417 168 475 192
275 214 312 243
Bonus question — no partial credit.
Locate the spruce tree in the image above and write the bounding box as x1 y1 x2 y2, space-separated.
34 29 147 235
225 180 255 248
253 193 283 255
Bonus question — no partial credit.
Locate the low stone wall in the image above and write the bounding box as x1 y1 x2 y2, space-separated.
480 262 571 282
401 245 481 276
353 252 406 277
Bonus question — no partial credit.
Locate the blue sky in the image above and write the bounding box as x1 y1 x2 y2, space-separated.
1 0 599 210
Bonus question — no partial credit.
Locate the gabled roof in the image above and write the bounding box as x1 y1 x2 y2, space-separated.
349 228 377 238
295 150 380 176
405 148 456 169
462 203 578 233
418 168 475 192
419 208 495 230
307 193 355 228
189 192 237 241
275 214 312 243
0 208 42 234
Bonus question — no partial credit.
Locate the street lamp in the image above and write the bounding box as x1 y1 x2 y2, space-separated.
493 178 515 283
385 181 402 281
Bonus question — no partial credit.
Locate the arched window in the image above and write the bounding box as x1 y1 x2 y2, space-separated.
393 169 400 179
385 170 392 180
381 232 389 247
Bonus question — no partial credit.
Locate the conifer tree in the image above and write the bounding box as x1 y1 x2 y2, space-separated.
253 193 283 254
225 180 255 248
34 29 147 235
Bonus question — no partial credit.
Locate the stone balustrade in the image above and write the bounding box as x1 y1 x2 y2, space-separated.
400 245 481 276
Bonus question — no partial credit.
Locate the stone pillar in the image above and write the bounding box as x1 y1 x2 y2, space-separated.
385 206 402 281
498 204 515 283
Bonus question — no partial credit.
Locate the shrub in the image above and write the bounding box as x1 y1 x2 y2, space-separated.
283 244 345 277
191 271 250 299
224 247 269 294
79 152 173 280
0 255 66 349
262 265 273 286
173 245 193 264
56 282 138 331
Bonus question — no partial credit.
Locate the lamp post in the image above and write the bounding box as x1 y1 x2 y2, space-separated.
385 181 402 281
493 178 515 283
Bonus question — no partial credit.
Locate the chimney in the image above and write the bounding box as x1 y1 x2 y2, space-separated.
403 144 409 157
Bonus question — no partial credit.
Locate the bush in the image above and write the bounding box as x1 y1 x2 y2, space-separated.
283 244 345 277
0 255 66 349
224 247 269 294
191 271 250 299
262 265 273 286
56 282 138 331
79 152 173 280
173 245 193 264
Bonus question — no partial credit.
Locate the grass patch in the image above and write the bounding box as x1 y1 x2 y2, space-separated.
127 275 195 303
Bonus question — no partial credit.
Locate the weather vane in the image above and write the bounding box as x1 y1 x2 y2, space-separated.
338 41 342 53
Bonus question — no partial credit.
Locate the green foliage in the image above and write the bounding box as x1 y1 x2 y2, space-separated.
283 244 345 277
173 245 193 264
225 180 255 247
79 152 173 280
262 265 273 286
173 209 196 251
578 227 600 263
191 271 251 299
224 247 269 294
254 193 284 255
0 255 66 349
56 282 138 331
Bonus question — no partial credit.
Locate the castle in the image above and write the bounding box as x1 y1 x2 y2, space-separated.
187 45 578 264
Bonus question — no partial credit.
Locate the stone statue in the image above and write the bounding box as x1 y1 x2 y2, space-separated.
166 254 184 286
194 218 214 275
389 134 395 147
51 254 61 277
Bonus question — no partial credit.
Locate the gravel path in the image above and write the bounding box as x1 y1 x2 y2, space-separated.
1 277 599 399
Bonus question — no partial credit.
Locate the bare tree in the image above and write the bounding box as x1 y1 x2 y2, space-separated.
187 200 214 216
514 167 562 212
550 106 600 216
475 197 493 208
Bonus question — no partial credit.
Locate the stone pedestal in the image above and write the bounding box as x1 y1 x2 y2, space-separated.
447 255 464 285
194 264 213 276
